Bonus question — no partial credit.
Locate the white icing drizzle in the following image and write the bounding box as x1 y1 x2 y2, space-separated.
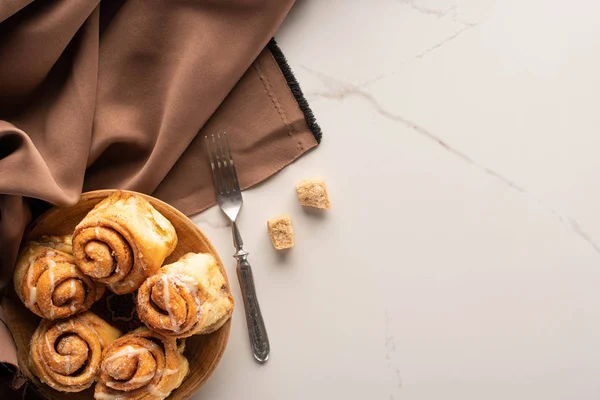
64 356 71 374
106 373 153 388
47 258 56 318
95 227 100 239
195 297 202 315
174 274 199 295
162 276 176 328
69 280 78 313
103 345 145 364
174 274 202 321
26 258 37 307
29 287 37 308
128 373 154 385
164 367 179 376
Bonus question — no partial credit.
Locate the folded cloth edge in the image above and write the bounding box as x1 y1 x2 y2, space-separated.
0 37 322 397
267 38 322 144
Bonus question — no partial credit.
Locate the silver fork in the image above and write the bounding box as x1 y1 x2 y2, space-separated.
205 132 270 363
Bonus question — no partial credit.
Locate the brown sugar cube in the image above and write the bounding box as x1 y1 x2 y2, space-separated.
267 215 294 250
296 177 331 209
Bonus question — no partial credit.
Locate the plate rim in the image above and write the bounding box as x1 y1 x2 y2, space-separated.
4 189 232 400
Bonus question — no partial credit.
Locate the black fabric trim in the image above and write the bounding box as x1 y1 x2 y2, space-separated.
267 38 322 143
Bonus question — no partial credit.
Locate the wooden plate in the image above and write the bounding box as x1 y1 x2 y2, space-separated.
2 190 231 400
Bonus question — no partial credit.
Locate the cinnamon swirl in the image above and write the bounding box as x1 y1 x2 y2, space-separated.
29 312 121 392
72 191 177 294
136 253 233 338
95 327 189 400
14 236 104 319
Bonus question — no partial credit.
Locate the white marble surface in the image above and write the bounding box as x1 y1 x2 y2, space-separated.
193 1 600 399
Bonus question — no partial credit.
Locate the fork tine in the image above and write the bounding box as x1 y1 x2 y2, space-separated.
224 132 241 193
205 135 221 193
211 134 226 194
217 133 231 194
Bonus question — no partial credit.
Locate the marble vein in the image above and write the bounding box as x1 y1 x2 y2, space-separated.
414 23 477 60
304 67 600 257
359 20 479 88
397 0 456 18
397 1 477 28
535 205 600 256
303 67 524 192
385 309 402 397
568 218 600 256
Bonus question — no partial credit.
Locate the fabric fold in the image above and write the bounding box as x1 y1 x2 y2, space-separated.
0 0 320 385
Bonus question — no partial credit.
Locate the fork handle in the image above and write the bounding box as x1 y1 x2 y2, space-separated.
236 257 270 363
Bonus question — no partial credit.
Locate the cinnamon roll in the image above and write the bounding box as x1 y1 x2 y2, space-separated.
29 312 121 392
13 236 104 319
95 327 189 400
72 191 177 294
136 253 233 338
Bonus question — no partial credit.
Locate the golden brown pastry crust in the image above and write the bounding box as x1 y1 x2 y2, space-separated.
136 253 234 338
95 327 189 400
72 191 178 294
13 236 104 319
29 312 121 392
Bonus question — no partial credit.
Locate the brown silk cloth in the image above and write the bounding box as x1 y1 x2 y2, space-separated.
0 0 319 369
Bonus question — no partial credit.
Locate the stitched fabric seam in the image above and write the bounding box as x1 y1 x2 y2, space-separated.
253 61 297 143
